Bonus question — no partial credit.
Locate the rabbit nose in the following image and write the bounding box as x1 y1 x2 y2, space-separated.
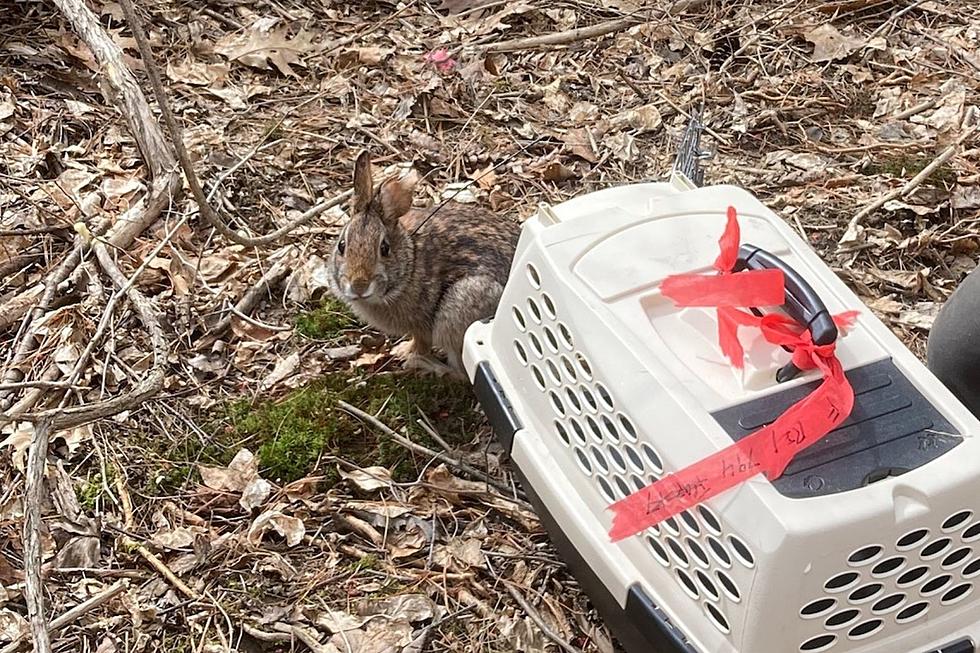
349 278 375 298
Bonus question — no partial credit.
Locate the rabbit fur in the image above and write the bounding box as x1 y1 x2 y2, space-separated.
327 151 520 379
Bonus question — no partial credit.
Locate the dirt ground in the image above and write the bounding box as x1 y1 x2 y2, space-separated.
1 0 979 651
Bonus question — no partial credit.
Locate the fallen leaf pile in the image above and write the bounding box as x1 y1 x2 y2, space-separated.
1 0 978 651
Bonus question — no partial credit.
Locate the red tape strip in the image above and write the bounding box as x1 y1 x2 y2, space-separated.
605 205 859 542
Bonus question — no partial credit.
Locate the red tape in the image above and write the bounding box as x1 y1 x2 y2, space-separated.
606 206 859 542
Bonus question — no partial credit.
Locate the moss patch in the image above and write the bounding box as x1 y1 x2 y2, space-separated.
295 295 360 341
224 370 485 484
867 154 957 188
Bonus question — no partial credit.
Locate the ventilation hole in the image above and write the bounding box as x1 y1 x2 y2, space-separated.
557 323 574 350
526 264 540 288
675 568 698 599
667 538 690 567
595 384 614 410
847 619 883 640
573 447 592 476
800 634 837 652
825 609 860 629
921 538 952 559
941 583 973 605
618 414 638 441
920 574 952 596
729 535 755 568
942 547 971 569
896 566 929 587
680 510 701 536
687 538 710 568
560 355 577 381
598 476 616 503
630 474 646 492
624 444 645 472
543 326 560 353
579 386 597 412
549 391 564 415
590 446 609 474
554 421 571 447
897 528 930 550
585 415 603 442
848 545 884 566
528 332 544 358
962 522 980 542
565 388 582 414
943 510 973 532
614 475 631 499
871 556 906 577
695 570 719 600
704 602 729 633
544 359 561 385
541 293 557 319
825 572 860 592
871 592 906 614
607 445 627 473
513 340 528 365
716 570 740 602
531 365 547 390
801 598 837 619
647 536 670 566
512 307 526 331
569 419 587 446
848 583 883 604
575 352 591 378
896 602 929 623
526 298 542 323
963 558 980 578
601 415 620 442
708 536 732 567
642 443 664 474
699 506 722 535
662 516 681 537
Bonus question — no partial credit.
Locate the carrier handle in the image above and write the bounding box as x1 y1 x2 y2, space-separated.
734 245 838 382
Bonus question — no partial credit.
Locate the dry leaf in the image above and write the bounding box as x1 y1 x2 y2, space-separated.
240 478 272 511
340 466 393 492
0 609 28 643
260 352 301 390
151 526 198 550
0 422 32 472
216 18 315 77
805 24 862 62
166 57 230 86
248 509 305 547
199 448 260 493
563 127 597 163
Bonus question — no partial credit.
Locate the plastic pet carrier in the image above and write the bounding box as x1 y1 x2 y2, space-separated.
461 116 980 653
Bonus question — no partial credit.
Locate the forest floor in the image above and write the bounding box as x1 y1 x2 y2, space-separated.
1 0 979 651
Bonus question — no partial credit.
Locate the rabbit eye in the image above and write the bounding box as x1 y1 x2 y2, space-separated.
337 238 346 255
380 238 390 257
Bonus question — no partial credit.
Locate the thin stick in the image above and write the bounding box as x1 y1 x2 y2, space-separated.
118 0 346 247
23 418 53 653
0 580 129 653
337 401 513 496
840 110 978 247
483 16 646 53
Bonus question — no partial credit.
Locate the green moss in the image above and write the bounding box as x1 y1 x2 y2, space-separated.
867 154 957 188
295 296 359 341
224 370 484 484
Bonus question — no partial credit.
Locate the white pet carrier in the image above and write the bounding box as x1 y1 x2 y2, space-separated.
461 123 980 653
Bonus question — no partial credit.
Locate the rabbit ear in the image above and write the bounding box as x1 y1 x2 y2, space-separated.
352 150 374 213
379 169 419 224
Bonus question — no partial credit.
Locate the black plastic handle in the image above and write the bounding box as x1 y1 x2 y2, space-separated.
734 245 837 382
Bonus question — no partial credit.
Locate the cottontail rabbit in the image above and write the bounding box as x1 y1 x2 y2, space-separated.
327 151 520 379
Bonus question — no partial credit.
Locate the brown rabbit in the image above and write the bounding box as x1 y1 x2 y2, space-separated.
327 151 520 379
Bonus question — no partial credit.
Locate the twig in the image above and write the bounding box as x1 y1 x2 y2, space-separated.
840 109 978 247
486 558 582 653
23 418 53 653
337 400 513 496
0 580 129 653
482 16 647 53
207 252 294 338
118 0 345 247
893 94 942 121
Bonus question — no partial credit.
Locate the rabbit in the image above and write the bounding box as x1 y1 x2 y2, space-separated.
327 150 521 380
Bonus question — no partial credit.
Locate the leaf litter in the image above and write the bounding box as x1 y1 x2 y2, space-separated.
1 0 979 651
